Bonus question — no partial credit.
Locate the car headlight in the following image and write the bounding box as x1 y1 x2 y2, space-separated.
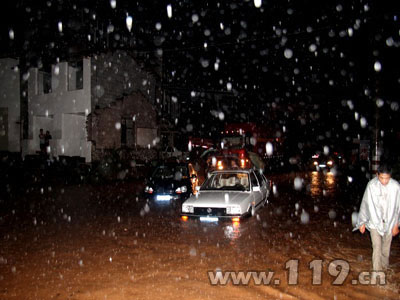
226 205 241 215
175 186 187 194
182 205 194 213
145 186 153 194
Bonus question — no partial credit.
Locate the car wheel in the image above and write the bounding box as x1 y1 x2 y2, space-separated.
248 205 256 217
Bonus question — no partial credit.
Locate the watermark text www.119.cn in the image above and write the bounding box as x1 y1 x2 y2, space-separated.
208 259 386 286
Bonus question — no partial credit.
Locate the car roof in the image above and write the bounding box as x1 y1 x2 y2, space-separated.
210 169 252 174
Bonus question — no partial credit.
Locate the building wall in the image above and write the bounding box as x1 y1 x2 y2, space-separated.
0 58 21 152
90 51 157 110
88 92 158 161
25 58 92 161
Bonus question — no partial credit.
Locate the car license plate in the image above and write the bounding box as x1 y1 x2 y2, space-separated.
200 216 219 222
156 195 171 201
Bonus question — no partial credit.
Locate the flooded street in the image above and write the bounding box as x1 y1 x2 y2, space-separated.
1 171 399 299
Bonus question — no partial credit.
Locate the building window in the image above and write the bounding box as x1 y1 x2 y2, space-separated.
38 66 52 94
68 60 83 91
121 117 135 147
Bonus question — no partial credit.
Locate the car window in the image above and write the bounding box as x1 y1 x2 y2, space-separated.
250 172 259 187
255 171 265 187
201 172 249 191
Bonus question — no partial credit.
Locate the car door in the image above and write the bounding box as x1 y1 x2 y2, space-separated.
250 171 262 208
255 171 268 201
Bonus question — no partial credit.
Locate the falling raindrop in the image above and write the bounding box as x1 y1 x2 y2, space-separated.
167 4 172 18
226 82 232 91
284 49 293 59
58 21 63 33
323 146 329 155
300 210 310 224
328 209 337 220
360 117 367 128
126 15 133 32
110 0 116 9
265 142 273 156
351 212 359 227
374 61 382 72
115 122 121 130
9 29 14 40
254 0 262 8
224 193 230 203
294 177 303 190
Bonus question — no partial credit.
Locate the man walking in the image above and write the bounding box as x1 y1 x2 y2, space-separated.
357 164 400 272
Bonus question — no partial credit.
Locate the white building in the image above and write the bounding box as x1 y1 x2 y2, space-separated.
22 51 160 163
0 58 21 153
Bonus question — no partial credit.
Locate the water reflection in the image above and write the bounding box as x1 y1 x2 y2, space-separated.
223 221 241 241
310 171 336 198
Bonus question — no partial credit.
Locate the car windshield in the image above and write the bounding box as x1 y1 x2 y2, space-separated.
152 165 188 180
201 172 250 191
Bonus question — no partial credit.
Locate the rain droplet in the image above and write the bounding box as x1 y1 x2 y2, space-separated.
115 122 121 130
192 14 199 23
265 142 273 156
376 98 384 108
226 82 232 91
323 146 329 155
9 29 14 40
360 117 367 128
126 15 133 32
284 49 293 59
294 177 303 190
225 193 229 203
167 4 172 18
351 212 358 227
300 210 310 224
374 61 381 72
58 21 63 33
110 0 116 9
254 0 262 8
328 209 337 220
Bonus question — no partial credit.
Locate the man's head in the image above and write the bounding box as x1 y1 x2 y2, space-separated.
377 164 392 186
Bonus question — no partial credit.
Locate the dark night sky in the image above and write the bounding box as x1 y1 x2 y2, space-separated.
1 0 400 154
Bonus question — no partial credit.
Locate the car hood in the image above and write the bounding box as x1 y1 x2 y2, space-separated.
183 191 252 207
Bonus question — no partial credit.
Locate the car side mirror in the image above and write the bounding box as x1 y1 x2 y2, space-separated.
252 186 260 192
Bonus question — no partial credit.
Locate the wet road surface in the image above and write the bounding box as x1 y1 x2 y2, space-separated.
1 171 400 299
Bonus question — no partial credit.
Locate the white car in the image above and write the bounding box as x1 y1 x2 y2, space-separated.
181 169 270 221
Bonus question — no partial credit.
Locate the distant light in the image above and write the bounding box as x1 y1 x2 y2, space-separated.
126 15 133 32
181 216 188 221
232 217 240 222
167 4 172 18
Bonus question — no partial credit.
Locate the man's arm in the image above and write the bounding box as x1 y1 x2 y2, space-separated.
358 185 370 234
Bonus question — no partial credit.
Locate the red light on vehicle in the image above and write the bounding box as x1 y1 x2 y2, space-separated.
232 217 240 222
181 216 188 221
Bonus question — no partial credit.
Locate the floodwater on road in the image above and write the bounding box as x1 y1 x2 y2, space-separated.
1 170 399 299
